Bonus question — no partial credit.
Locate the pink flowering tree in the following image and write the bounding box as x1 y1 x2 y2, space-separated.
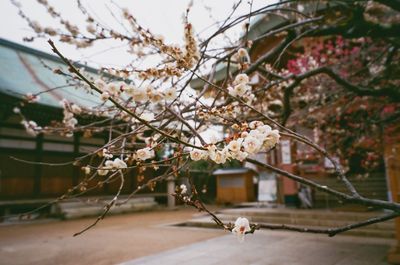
8 0 400 239
266 35 400 175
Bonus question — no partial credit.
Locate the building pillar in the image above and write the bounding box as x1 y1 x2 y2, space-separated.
279 140 298 207
167 177 175 209
280 164 298 207
33 134 43 197
386 143 400 264
72 133 80 187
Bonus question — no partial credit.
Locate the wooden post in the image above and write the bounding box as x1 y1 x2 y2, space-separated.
72 133 80 187
167 177 175 209
386 143 400 264
280 140 298 207
33 134 43 197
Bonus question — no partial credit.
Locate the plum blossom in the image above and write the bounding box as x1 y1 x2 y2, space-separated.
243 136 263 154
233 83 250 97
71 104 82 114
190 149 208 161
233 73 249 85
25 93 40 103
82 166 91 175
100 92 110 101
180 184 188 194
263 129 280 149
97 169 109 176
146 86 163 103
228 73 251 97
102 149 113 159
94 79 106 90
21 120 41 136
112 158 128 169
13 107 21 114
131 86 148 102
164 87 177 101
237 48 250 62
227 138 243 153
86 24 96 34
234 151 248 161
249 120 264 129
136 147 155 161
210 150 227 164
232 217 251 242
140 112 155 122
124 84 136 96
106 83 120 96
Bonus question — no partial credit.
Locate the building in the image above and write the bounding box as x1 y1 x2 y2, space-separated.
0 39 165 214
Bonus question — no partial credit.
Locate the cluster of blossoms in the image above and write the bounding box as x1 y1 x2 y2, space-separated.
177 184 192 202
190 121 280 164
28 1 95 48
227 73 255 104
94 79 177 104
122 6 199 79
21 120 41 136
97 157 128 176
96 145 155 176
60 99 82 134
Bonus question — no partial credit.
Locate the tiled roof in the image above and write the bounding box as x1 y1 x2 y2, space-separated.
0 38 103 109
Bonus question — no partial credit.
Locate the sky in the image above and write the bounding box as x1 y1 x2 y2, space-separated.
0 0 274 68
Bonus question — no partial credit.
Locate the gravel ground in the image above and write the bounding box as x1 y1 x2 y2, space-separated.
0 208 222 265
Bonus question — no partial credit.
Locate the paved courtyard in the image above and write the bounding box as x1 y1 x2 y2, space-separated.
0 208 395 265
0 208 221 265
121 230 394 265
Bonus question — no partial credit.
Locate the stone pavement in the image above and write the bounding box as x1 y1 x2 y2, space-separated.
0 209 222 265
119 230 394 265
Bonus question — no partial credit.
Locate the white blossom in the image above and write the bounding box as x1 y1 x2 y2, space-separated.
190 149 208 161
237 48 250 61
227 86 237 97
164 87 177 101
102 149 113 159
233 73 249 85
180 184 188 194
124 84 136 96
25 93 40 103
233 83 250 97
100 92 110 101
136 147 155 161
97 169 108 176
227 138 243 153
21 120 41 136
243 136 262 154
107 83 120 96
210 150 227 164
112 158 128 169
83 166 91 175
148 87 163 103
232 217 251 242
13 107 21 114
71 104 82 114
235 151 248 161
94 79 106 90
132 86 148 102
249 120 264 129
140 112 155 122
263 130 280 149
86 24 96 34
